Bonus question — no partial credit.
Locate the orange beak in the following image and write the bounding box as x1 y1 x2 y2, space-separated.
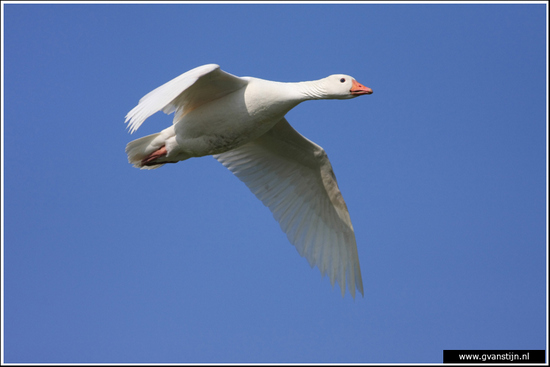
350 79 373 95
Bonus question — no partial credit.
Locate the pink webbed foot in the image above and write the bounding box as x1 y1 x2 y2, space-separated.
141 146 167 166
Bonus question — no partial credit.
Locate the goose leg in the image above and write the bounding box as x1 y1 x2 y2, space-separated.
141 146 168 166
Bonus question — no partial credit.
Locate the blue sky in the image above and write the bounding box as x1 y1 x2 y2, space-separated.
2 2 547 364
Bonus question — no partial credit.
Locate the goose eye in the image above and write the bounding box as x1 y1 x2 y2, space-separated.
340 78 346 83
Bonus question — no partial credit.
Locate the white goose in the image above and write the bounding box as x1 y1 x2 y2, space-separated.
125 64 373 298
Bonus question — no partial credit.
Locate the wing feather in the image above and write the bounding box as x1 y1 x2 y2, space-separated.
214 118 364 298
125 64 248 133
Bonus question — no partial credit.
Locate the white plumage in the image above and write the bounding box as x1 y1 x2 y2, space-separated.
125 64 373 298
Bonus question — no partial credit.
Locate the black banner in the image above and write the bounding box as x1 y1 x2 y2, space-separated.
443 350 545 363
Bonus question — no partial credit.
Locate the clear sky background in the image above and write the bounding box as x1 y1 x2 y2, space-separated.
2 2 547 364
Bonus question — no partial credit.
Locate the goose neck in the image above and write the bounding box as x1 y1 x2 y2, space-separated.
289 79 327 101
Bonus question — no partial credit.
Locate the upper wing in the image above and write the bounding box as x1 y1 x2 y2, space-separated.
125 64 248 133
214 118 364 298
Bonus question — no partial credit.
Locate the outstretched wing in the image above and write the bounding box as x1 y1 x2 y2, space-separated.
214 118 364 298
125 64 248 133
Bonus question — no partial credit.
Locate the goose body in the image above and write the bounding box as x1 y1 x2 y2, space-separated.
125 64 372 298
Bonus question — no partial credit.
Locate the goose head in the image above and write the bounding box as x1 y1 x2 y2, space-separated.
322 74 373 99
